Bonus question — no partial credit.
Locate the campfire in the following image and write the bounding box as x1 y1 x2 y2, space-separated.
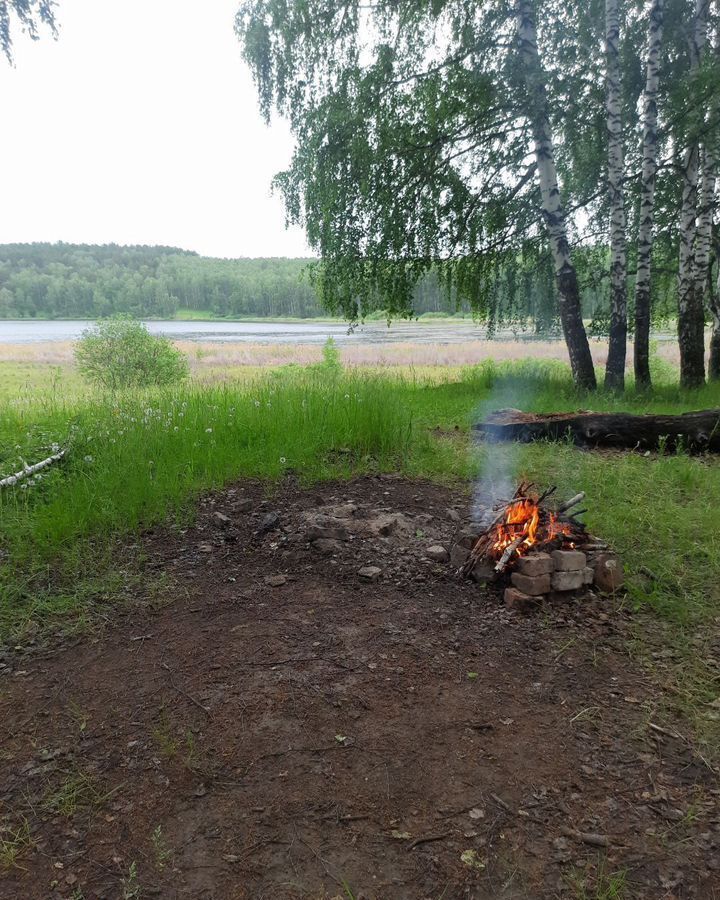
460 483 623 606
462 482 587 576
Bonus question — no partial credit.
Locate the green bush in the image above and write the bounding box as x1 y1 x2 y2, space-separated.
75 318 189 391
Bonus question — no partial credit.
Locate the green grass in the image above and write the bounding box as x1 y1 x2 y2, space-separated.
0 362 87 403
0 818 32 871
1 359 720 644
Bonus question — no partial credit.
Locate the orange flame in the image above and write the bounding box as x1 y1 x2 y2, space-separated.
489 497 572 559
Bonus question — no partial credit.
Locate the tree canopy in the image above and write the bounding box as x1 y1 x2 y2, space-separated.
1 0 57 62
237 0 720 389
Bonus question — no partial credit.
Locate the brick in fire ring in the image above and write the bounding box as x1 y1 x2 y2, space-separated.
551 569 585 591
504 587 539 611
516 552 553 577
511 571 552 596
551 549 587 571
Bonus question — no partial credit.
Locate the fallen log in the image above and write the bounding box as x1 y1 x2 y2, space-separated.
473 408 720 452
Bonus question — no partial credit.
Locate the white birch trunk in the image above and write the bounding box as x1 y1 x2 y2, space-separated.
633 0 664 389
0 450 66 488
515 0 597 390
677 0 710 388
604 0 628 391
694 22 719 312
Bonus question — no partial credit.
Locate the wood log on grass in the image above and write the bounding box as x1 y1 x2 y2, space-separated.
0 449 67 488
474 409 720 452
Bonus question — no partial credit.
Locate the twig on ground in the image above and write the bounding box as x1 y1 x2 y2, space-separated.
407 831 451 851
559 825 610 847
160 662 211 715
490 793 512 812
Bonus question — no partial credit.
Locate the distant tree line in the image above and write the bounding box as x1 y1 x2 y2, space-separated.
0 243 326 319
0 241 655 327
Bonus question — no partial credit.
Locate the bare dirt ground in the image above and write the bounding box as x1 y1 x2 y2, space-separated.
1 477 718 899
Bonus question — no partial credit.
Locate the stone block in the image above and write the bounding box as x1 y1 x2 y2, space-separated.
306 516 350 542
311 538 343 555
471 561 495 584
592 553 624 593
511 571 552 596
583 566 594 585
504 587 539 611
450 544 467 569
358 566 382 582
458 526 483 549
425 545 449 563
551 569 585 591
551 549 587 571
516 552 553 577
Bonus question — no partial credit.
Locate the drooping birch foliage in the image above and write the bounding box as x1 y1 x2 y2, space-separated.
237 0 720 390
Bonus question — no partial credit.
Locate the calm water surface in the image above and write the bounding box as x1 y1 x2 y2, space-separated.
0 319 503 345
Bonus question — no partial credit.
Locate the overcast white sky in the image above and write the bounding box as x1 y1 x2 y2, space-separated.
0 0 311 258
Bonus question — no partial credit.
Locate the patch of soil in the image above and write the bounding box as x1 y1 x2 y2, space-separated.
1 476 718 899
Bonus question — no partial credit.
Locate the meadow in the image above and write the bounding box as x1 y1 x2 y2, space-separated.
2 345 720 648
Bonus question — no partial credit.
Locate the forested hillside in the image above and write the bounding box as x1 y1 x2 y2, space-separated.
0 242 624 325
0 244 325 319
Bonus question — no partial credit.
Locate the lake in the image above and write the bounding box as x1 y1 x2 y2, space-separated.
0 318 523 346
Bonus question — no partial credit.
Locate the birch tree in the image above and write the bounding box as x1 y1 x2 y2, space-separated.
515 0 597 389
677 0 710 388
633 0 664 389
705 18 720 378
710 228 720 378
695 17 719 375
238 0 599 390
604 0 628 391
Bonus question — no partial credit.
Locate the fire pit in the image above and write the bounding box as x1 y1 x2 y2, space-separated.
460 482 623 608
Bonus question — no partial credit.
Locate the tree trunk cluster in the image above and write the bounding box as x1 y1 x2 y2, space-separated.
517 0 719 392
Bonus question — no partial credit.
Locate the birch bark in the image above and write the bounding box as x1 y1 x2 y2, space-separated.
604 0 628 391
697 20 719 377
515 0 597 390
677 0 710 388
633 0 664 389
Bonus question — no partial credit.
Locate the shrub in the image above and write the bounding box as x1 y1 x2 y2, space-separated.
75 318 189 391
310 336 342 377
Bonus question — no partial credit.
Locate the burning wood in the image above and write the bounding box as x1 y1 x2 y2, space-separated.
461 482 588 579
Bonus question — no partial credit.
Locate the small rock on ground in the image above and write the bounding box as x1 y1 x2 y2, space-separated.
264 575 287 587
358 566 382 582
425 545 449 563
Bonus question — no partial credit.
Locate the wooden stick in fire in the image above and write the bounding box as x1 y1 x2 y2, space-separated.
494 536 525 573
